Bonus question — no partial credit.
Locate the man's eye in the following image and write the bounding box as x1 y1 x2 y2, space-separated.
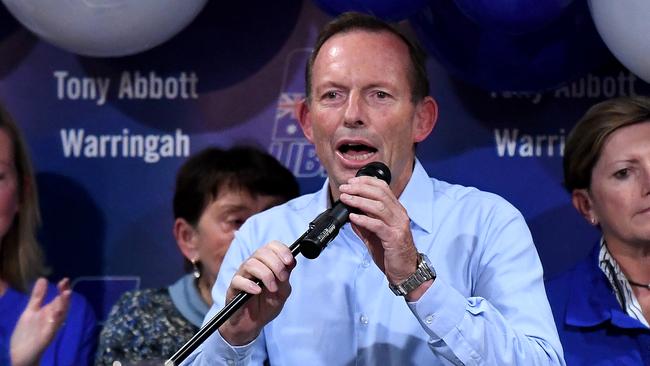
376 91 388 98
325 91 338 99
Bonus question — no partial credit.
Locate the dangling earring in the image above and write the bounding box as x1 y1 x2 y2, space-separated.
191 258 201 279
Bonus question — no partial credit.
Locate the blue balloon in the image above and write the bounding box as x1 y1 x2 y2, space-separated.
312 0 428 21
453 0 573 34
409 0 613 92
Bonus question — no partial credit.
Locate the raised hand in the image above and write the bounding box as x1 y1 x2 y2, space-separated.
10 277 72 366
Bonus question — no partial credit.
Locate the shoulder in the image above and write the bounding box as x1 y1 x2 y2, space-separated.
429 177 524 227
545 256 591 302
435 178 516 209
108 288 171 316
545 265 579 292
97 288 197 362
544 268 575 309
544 253 598 322
100 288 179 342
255 192 318 218
240 191 320 232
101 288 175 333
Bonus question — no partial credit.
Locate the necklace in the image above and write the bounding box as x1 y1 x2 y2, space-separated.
627 279 650 290
602 240 650 291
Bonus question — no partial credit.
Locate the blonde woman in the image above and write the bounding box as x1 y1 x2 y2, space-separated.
0 103 97 365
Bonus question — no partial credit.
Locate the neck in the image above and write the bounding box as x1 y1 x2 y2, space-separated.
390 160 414 200
627 279 650 290
196 276 213 307
605 238 650 287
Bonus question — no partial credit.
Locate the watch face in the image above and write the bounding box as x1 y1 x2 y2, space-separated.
389 253 435 296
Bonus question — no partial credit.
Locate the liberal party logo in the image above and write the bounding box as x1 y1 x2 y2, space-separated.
270 49 326 178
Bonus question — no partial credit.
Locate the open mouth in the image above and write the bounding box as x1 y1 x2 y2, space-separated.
338 143 377 161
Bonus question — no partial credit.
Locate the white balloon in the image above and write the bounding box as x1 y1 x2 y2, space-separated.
589 0 650 83
1 0 208 57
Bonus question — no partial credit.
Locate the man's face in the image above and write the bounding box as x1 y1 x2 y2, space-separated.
299 30 436 198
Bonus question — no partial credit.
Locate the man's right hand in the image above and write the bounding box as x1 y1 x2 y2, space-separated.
218 240 296 346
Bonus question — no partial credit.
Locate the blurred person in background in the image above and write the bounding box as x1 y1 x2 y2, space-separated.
95 146 299 365
546 96 650 365
0 102 97 365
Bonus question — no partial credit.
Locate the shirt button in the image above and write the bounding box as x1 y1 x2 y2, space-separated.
362 259 371 268
425 314 434 324
227 360 235 366
360 314 369 324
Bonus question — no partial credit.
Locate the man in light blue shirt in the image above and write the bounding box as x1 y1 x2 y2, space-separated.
183 12 564 366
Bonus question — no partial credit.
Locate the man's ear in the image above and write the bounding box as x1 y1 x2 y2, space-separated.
174 218 198 261
571 189 598 225
297 98 314 143
413 96 438 143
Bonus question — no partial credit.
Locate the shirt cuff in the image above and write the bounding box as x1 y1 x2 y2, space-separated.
407 276 467 341
200 330 258 365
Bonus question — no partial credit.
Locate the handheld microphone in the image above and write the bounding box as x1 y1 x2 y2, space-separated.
300 161 391 259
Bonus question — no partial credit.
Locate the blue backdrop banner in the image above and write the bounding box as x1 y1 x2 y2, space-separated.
0 1 646 324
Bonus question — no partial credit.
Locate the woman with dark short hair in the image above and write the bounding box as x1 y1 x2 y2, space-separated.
95 146 299 365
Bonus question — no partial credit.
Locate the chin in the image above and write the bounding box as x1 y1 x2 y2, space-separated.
331 172 354 186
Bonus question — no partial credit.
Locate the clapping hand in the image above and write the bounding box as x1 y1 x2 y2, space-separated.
10 277 72 366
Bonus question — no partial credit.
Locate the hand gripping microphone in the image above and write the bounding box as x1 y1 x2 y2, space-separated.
300 161 392 259
166 161 391 365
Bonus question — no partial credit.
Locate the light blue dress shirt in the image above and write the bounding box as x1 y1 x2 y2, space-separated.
183 160 565 365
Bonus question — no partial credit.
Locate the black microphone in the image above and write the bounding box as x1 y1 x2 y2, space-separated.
300 161 391 259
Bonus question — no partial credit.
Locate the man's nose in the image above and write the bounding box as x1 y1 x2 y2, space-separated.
343 92 365 128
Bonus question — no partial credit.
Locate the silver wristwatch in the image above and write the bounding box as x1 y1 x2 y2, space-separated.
389 253 436 296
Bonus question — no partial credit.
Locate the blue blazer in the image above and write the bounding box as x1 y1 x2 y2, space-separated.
546 246 650 365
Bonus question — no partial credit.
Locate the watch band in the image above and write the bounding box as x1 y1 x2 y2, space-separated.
389 253 436 296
